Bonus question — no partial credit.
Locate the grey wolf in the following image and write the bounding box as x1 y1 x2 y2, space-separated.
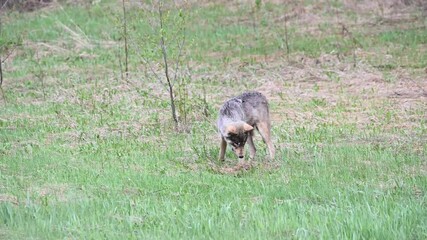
217 91 275 161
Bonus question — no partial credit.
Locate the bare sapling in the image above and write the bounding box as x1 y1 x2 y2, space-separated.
121 0 129 79
158 2 178 128
156 1 188 129
340 23 361 68
0 0 11 103
284 15 290 59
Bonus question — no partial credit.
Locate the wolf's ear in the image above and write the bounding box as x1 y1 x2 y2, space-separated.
225 125 238 134
243 123 254 132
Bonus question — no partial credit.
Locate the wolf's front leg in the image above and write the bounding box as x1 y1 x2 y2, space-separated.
247 131 256 160
219 137 227 161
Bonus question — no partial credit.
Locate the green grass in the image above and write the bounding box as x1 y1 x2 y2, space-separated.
1 129 425 239
1 1 426 239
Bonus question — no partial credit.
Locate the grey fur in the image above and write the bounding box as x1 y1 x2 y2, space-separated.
217 91 275 161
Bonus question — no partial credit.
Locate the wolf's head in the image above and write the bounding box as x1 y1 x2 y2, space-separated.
222 122 254 159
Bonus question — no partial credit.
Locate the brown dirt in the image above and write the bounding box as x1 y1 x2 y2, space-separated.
198 50 426 129
209 160 254 175
1 0 93 12
1 0 53 12
30 183 76 203
209 159 281 175
0 194 19 205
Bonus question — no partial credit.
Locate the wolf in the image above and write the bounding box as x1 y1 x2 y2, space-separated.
217 91 275 161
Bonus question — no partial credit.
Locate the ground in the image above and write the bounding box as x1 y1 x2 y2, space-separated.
0 0 426 239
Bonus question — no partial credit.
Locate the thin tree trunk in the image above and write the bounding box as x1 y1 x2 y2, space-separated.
284 16 290 59
0 11 5 103
122 0 129 78
0 55 3 87
158 2 179 128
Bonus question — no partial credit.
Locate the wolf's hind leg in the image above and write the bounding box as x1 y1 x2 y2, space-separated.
257 122 275 160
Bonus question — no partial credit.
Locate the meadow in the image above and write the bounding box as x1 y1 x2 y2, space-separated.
0 0 426 239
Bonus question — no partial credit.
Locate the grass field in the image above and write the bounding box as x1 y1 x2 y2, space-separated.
1 0 426 239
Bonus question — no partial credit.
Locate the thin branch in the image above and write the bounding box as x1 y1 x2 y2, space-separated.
159 4 170 82
172 24 186 85
139 0 167 89
0 12 3 87
158 1 178 127
0 55 2 87
1 44 17 63
122 0 129 78
0 17 4 101
0 86 5 103
117 47 124 81
408 78 427 97
34 51 46 101
139 53 167 90
284 15 290 58
0 0 10 11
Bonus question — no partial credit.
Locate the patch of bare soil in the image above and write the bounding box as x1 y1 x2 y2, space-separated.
1 0 92 12
209 159 281 175
29 183 76 203
0 194 18 205
1 0 53 12
209 160 254 175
